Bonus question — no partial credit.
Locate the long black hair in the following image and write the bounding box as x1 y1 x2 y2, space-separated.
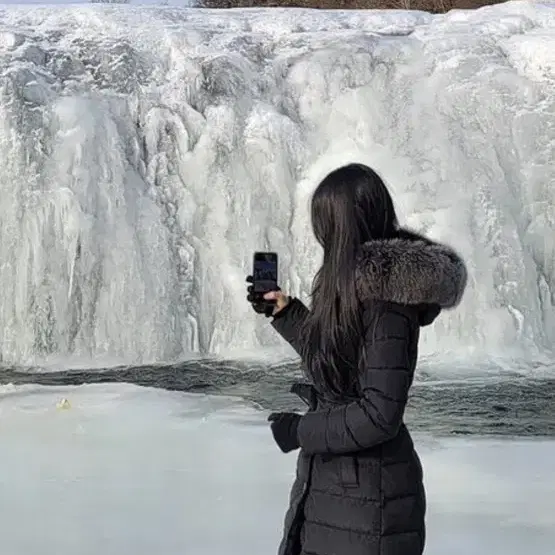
300 163 399 397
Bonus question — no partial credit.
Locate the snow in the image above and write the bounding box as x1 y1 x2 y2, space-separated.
0 382 554 555
0 2 554 369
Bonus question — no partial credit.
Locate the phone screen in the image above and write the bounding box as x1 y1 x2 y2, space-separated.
253 252 278 293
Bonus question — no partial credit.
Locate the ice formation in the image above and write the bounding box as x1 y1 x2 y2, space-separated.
0 2 554 367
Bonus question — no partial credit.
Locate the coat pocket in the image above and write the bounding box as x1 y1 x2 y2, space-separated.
339 456 359 488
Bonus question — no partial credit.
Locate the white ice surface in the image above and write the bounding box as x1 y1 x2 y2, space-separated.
0 3 554 368
0 383 554 555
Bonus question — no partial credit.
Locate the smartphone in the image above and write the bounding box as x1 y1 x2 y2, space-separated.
252 252 278 295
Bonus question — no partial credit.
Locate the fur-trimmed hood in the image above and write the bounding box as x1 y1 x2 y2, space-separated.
355 229 467 309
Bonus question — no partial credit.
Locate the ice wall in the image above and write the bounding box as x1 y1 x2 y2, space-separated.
0 2 554 367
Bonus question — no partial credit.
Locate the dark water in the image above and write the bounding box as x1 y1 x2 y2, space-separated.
1 358 554 437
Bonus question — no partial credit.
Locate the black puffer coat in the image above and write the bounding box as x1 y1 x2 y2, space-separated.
271 233 467 555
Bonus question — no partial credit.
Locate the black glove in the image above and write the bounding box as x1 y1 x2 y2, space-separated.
246 275 278 317
268 412 301 453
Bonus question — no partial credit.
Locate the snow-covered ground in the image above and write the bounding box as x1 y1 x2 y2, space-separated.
1 383 554 555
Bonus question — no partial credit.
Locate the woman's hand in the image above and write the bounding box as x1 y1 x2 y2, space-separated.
263 290 291 316
246 276 290 317
268 412 301 453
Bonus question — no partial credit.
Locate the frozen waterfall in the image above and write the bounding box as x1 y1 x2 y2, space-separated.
0 2 554 368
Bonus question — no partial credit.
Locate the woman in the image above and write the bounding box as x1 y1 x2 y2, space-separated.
246 163 467 555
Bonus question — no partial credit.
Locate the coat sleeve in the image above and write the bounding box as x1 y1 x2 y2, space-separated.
270 297 309 356
296 305 414 455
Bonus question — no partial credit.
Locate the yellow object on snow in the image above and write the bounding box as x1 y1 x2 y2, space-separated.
56 398 71 410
